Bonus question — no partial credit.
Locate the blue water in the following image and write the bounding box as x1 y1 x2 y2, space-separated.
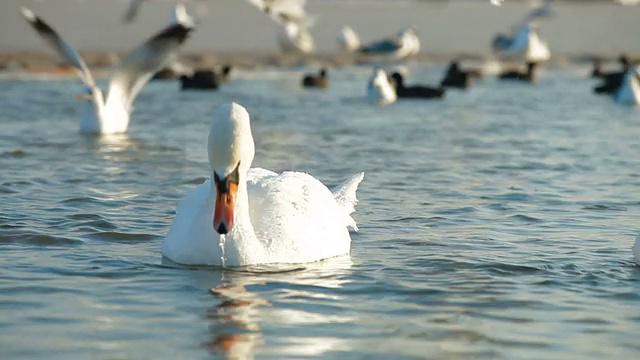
1 64 640 359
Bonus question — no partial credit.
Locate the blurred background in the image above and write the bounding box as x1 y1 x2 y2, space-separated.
1 0 639 71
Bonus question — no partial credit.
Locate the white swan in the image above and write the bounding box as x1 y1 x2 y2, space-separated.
162 103 364 266
337 26 360 52
21 7 192 134
614 65 640 106
367 68 397 105
634 234 640 266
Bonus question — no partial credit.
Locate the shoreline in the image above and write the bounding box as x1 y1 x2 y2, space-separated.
0 50 631 76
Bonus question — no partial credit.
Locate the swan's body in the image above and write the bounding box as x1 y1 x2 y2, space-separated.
163 103 364 266
337 26 360 52
613 66 640 105
21 7 192 134
367 68 397 105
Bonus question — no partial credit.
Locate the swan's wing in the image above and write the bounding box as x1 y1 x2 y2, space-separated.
105 23 192 110
246 171 354 262
123 0 144 23
20 7 96 88
162 180 225 266
526 0 553 20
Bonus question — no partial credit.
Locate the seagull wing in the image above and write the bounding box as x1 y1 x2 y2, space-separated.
246 0 310 26
359 39 401 54
105 23 193 111
123 0 144 23
20 7 96 88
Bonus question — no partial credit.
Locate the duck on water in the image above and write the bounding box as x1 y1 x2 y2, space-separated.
389 72 445 99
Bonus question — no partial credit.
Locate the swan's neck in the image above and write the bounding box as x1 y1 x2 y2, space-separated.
213 178 263 265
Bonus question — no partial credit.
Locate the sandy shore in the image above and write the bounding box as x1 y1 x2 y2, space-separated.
1 0 639 71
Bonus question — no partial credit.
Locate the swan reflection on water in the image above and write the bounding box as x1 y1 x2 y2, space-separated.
163 256 354 358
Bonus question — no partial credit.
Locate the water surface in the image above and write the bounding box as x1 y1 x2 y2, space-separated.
1 65 640 359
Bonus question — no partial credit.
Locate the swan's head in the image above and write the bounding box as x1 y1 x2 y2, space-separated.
208 102 255 235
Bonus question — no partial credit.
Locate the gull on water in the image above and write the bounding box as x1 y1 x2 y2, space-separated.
21 7 193 134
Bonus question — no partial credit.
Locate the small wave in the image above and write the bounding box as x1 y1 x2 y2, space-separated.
581 204 627 211
479 262 545 275
183 176 208 185
60 196 99 205
492 193 532 202
434 206 477 215
0 186 18 194
0 233 83 246
0 149 27 158
89 231 157 243
67 213 117 231
508 214 542 223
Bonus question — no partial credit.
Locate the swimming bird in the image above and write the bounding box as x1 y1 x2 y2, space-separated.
179 65 234 90
21 7 192 134
366 68 397 105
613 65 640 105
302 68 328 88
493 0 553 64
498 62 538 82
389 72 445 99
592 55 630 80
337 26 360 53
591 58 605 78
440 61 483 89
593 55 631 95
359 27 420 63
493 22 550 63
162 103 364 266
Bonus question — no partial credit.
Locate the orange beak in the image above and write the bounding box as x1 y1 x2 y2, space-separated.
213 180 238 234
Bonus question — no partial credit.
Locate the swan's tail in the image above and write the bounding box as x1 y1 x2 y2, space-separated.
331 172 364 231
